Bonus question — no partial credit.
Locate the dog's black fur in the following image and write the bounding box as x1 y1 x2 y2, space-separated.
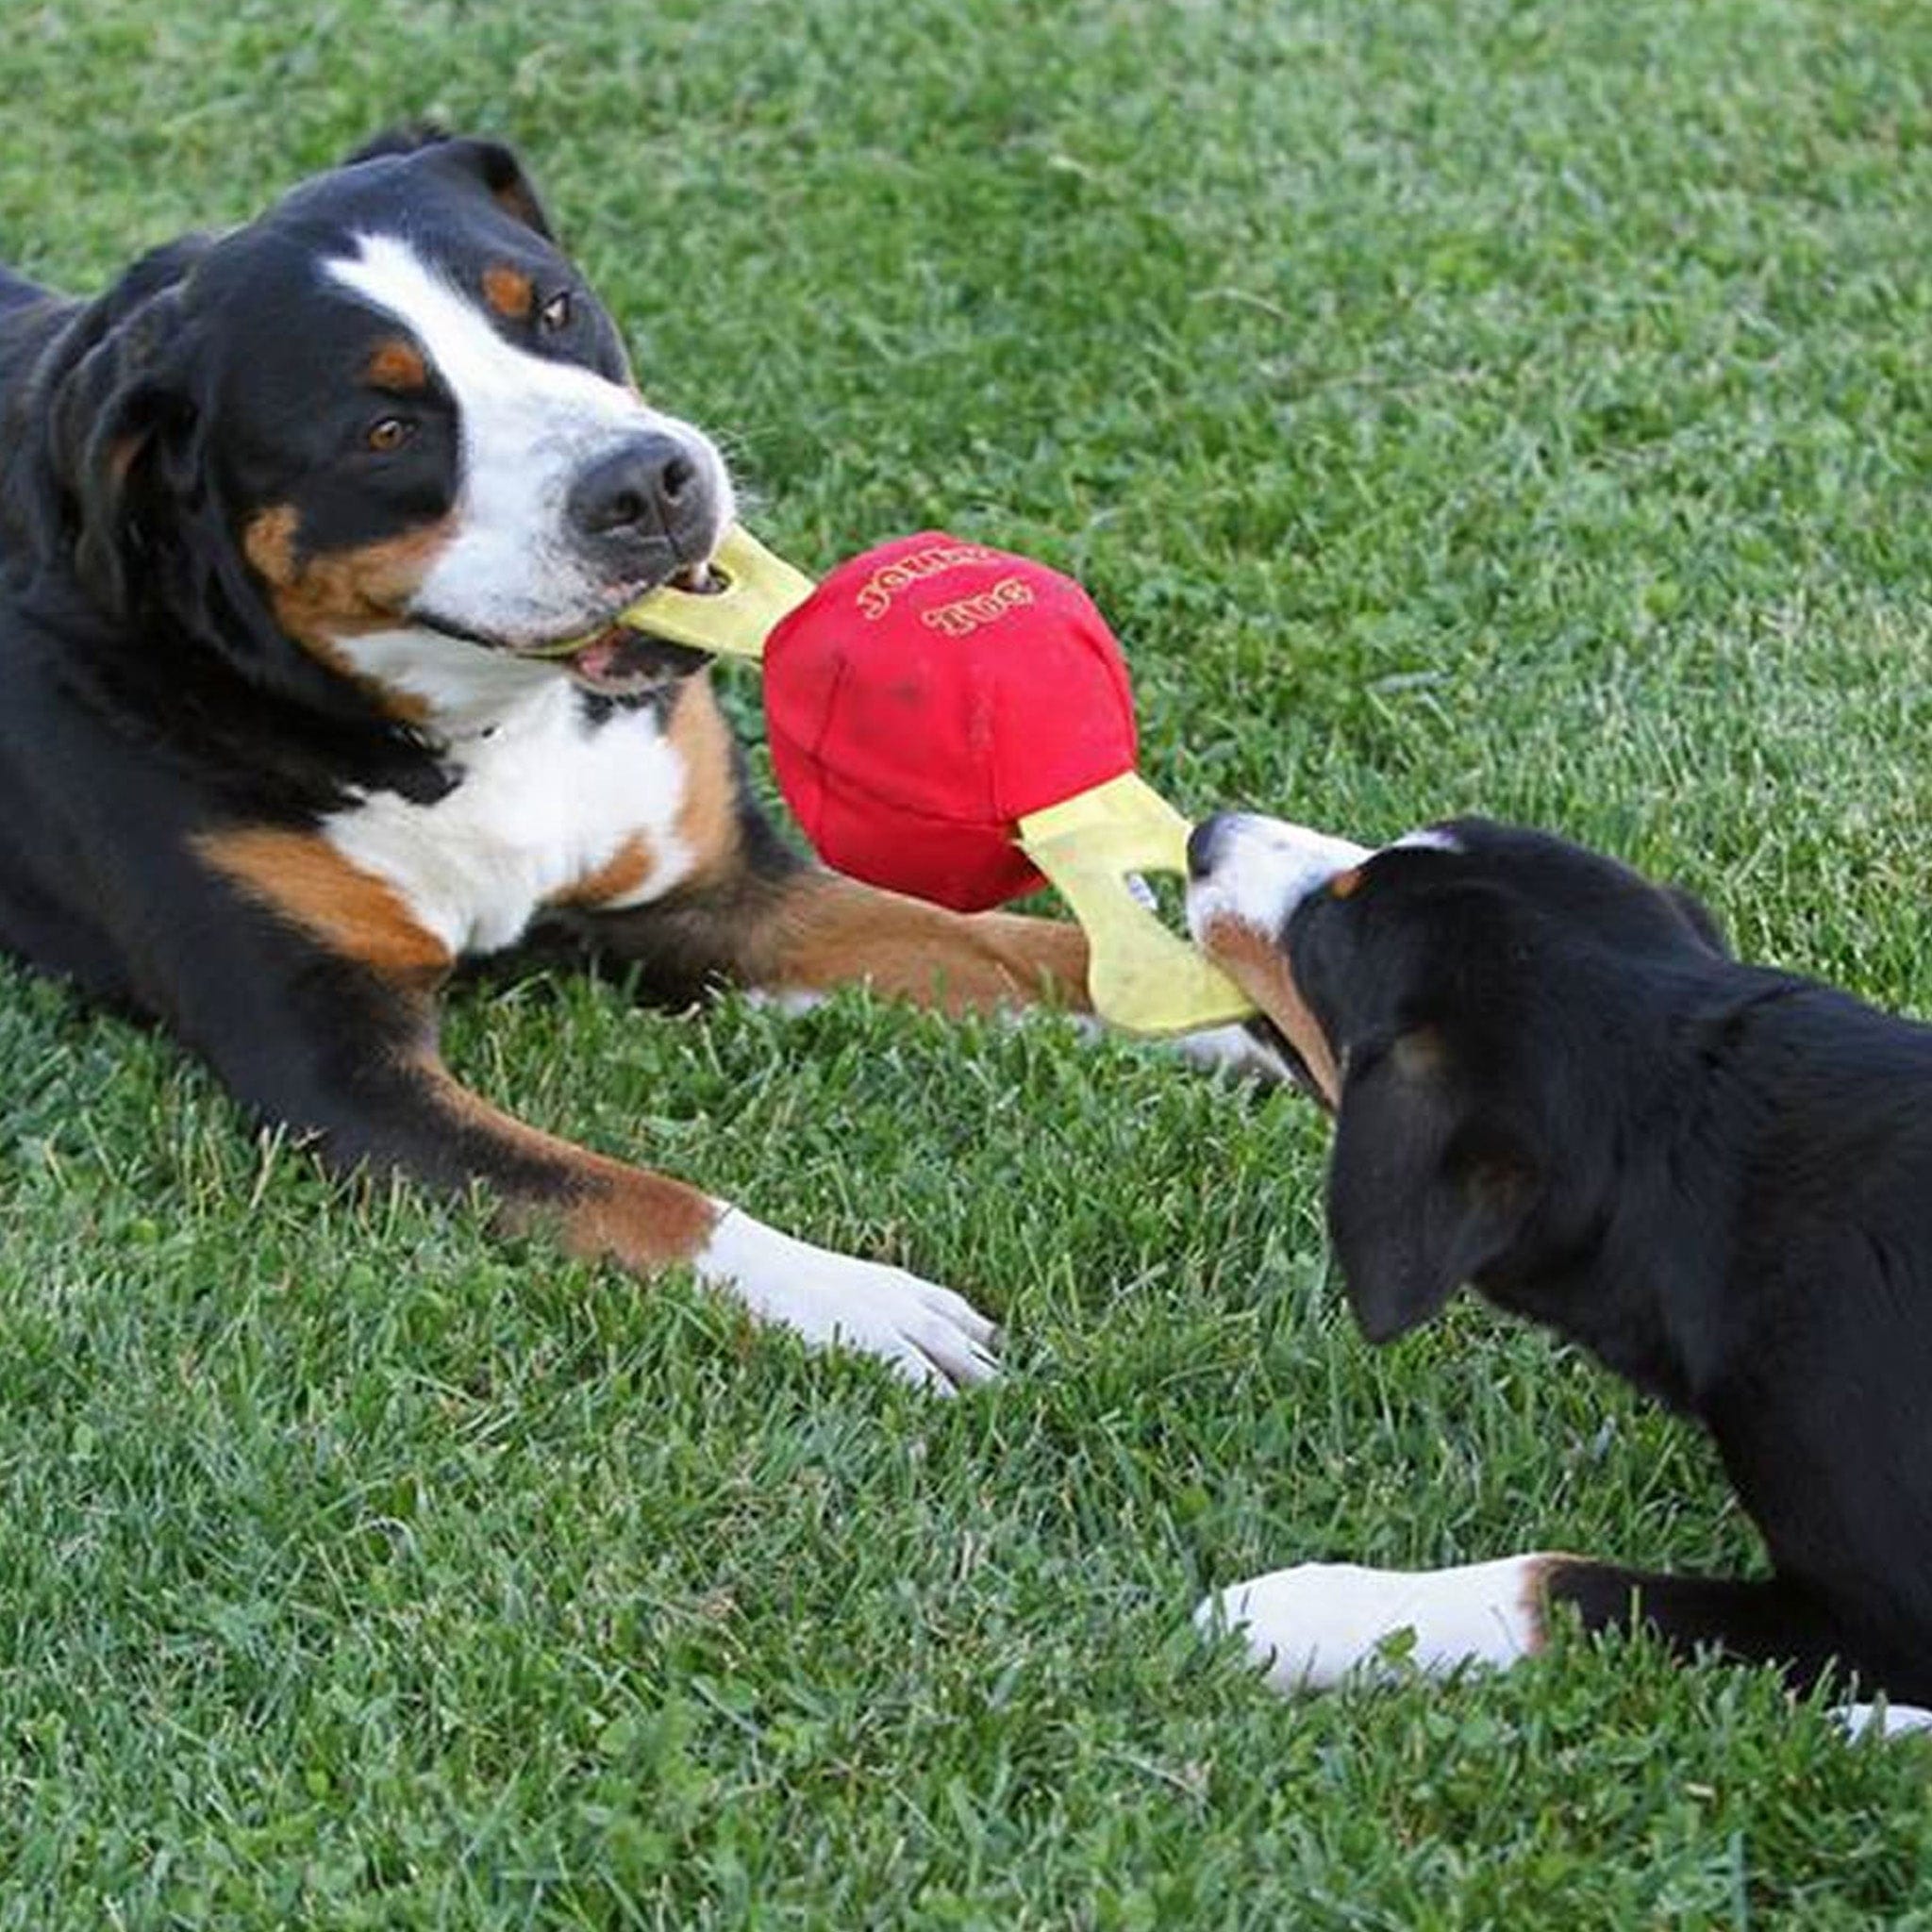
1213 816 1932 1702
0 132 1091 1378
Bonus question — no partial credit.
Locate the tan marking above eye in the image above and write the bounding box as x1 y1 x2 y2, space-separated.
1329 866 1364 900
482 264 535 321
364 338 428 391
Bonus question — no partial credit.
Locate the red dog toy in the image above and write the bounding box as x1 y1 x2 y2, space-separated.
764 532 1130 910
608 526 1251 1035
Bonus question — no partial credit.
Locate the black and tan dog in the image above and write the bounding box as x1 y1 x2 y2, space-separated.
0 130 1283 1390
1186 812 1932 1729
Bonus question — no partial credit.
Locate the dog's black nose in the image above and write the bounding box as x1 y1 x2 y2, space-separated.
567 434 700 545
1187 815 1230 881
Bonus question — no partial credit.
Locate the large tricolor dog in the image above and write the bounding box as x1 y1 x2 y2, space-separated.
0 128 1230 1391
1186 812 1932 1728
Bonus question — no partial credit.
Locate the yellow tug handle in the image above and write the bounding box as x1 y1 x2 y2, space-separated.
612 525 814 660
1017 774 1254 1036
608 525 1255 1036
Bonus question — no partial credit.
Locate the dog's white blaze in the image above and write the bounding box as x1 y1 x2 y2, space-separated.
693 1205 999 1392
1185 816 1371 943
1194 1557 1548 1691
325 232 734 645
324 675 693 957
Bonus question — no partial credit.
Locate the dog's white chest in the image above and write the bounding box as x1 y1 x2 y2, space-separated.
324 681 692 958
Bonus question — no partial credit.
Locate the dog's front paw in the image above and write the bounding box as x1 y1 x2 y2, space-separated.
1164 1018 1296 1087
694 1208 998 1392
1834 1700 1932 1740
1194 1556 1552 1691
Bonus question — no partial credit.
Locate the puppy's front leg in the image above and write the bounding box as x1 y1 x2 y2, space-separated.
1195 1557 1555 1691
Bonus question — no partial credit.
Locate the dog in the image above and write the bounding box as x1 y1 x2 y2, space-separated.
1184 811 1932 1730
0 129 1273 1391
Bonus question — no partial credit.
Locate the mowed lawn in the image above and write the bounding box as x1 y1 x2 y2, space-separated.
5 0 1932 1923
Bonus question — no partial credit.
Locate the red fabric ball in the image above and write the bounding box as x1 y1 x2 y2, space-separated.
762 533 1140 910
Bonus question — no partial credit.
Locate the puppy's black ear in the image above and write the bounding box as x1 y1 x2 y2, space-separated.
1325 1032 1538 1341
1662 884 1729 957
447 137 556 238
340 122 454 166
42 239 209 619
347 127 556 240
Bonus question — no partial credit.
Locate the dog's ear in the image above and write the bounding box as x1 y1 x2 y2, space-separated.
1324 1029 1539 1341
343 126 554 240
443 136 555 239
42 240 210 620
43 242 406 734
339 122 454 166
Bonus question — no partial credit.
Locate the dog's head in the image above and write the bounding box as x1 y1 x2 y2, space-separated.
1187 813 1729 1341
41 129 733 716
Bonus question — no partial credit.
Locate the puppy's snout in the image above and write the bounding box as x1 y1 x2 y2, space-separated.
567 432 707 552
1186 813 1373 947
1187 814 1235 881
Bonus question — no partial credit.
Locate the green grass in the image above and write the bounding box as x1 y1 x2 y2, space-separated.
6 0 1932 1922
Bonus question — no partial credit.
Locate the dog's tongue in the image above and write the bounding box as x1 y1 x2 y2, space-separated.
564 627 713 693
569 632 627 687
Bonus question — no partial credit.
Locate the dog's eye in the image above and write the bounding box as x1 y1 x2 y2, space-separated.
366 416 416 454
538 291 573 334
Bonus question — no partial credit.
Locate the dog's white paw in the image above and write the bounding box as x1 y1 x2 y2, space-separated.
694 1208 997 1392
1163 1019 1296 1085
1834 1700 1932 1740
1194 1557 1551 1691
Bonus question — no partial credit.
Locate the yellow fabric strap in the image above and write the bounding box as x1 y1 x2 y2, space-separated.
1018 773 1253 1035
